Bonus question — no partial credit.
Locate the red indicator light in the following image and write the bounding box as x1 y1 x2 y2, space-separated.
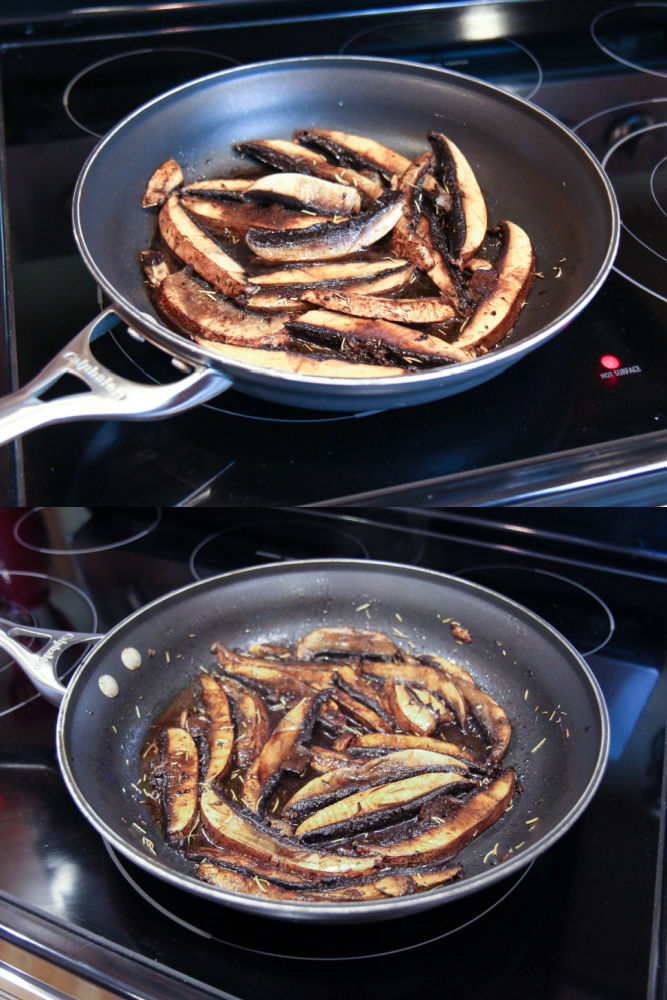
600 354 621 370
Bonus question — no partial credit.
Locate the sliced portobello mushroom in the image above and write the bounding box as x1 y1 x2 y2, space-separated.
156 269 292 348
217 676 270 770
362 768 516 866
328 687 395 734
142 157 183 208
295 128 412 182
245 190 404 263
360 660 468 727
234 138 383 201
158 195 252 302
199 673 234 786
295 626 400 660
159 726 199 842
197 858 461 900
453 219 534 356
181 177 253 200
191 338 409 377
294 771 473 840
241 693 323 813
428 131 488 263
347 732 484 769
248 256 411 290
244 172 362 215
199 787 380 879
384 680 450 735
283 747 470 823
180 194 330 236
286 308 472 367
301 288 458 325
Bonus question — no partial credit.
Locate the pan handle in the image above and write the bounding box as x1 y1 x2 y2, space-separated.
0 307 232 445
0 618 102 705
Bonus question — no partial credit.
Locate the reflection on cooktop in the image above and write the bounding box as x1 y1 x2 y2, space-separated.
340 24 542 99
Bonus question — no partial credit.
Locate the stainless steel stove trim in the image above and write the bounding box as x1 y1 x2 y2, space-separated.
308 427 667 506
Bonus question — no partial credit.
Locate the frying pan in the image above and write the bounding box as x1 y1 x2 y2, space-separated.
0 56 618 444
1 559 609 924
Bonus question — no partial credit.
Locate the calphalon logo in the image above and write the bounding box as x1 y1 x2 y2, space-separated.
600 364 642 380
63 352 126 400
38 632 75 664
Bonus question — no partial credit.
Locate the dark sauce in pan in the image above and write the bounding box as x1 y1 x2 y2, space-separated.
140 633 510 893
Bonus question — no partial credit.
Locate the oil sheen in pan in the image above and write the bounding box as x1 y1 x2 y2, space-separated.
105 842 533 960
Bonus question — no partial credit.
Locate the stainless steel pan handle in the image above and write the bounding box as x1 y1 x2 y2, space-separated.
0 307 231 445
0 618 103 705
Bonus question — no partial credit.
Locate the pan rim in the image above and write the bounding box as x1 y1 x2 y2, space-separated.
72 54 620 391
55 557 611 922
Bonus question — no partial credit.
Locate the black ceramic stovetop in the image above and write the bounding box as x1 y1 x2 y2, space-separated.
0 0 665 505
0 506 665 1000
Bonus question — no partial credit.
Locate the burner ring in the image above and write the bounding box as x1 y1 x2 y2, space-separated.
451 565 614 657
591 3 667 79
13 507 162 554
105 841 534 960
650 153 667 217
63 47 237 137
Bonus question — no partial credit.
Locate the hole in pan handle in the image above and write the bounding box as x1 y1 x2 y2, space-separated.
0 306 231 445
0 616 103 705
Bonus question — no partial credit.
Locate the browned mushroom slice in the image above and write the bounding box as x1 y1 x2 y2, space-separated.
419 653 511 764
195 854 314 890
295 128 412 182
283 748 470 823
200 674 234 786
295 626 400 660
158 195 251 302
309 744 365 773
245 190 404 263
192 338 409 377
156 269 292 348
360 660 468 726
160 727 199 841
217 676 270 770
295 771 472 840
213 647 323 703
428 132 487 263
286 309 472 367
234 139 383 201
213 643 338 688
180 194 330 236
246 257 414 312
241 694 323 812
197 858 461 900
142 157 183 208
384 680 448 736
140 249 175 288
181 177 253 199
362 768 515 866
244 172 361 215
390 153 438 272
329 688 394 734
200 787 380 879
249 257 411 290
453 220 534 357
347 732 483 768
334 663 393 724
301 288 458 325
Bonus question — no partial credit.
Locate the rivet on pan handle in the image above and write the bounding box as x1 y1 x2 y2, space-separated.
0 307 231 445
0 617 103 705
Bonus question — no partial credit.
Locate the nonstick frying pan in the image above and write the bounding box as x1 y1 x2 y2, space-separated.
1 559 609 924
0 56 618 444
